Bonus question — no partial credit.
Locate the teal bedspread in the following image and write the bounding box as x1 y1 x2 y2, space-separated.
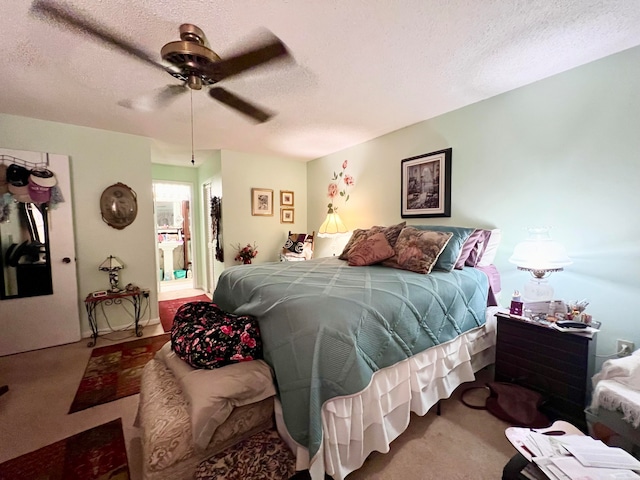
213 257 489 459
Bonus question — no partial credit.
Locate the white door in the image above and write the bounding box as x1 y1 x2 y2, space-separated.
0 152 80 356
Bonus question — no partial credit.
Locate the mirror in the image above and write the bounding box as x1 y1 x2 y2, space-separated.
0 200 53 298
100 182 138 230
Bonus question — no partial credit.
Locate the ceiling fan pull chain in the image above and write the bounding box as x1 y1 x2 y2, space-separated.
190 89 195 166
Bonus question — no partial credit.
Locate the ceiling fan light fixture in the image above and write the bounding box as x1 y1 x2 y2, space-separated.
187 75 202 90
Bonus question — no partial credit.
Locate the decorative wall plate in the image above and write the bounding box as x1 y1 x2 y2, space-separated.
100 182 138 230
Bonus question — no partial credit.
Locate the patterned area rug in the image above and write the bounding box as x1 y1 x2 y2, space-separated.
195 429 296 480
0 418 129 479
159 294 211 332
69 334 170 413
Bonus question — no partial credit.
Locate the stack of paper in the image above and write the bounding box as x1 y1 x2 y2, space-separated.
507 427 640 480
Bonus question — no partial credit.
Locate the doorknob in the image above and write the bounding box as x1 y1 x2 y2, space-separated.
62 257 72 264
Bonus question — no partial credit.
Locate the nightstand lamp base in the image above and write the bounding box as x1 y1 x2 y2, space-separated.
523 277 554 302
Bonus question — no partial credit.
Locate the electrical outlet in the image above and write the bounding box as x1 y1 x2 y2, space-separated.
617 340 635 357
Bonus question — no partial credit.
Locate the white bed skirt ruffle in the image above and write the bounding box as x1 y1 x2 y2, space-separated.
275 306 501 480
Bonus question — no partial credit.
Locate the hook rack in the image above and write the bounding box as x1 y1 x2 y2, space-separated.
0 153 49 169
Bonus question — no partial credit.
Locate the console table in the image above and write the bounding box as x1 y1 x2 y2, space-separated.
84 287 149 347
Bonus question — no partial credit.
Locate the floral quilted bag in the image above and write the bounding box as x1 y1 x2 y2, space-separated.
170 301 263 369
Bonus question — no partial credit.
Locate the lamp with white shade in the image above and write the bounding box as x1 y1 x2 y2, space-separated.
509 227 571 302
317 210 349 256
99 255 124 292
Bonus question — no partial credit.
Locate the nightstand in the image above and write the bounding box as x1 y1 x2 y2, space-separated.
494 312 597 431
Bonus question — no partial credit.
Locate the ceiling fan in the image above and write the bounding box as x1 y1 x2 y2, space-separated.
30 0 293 123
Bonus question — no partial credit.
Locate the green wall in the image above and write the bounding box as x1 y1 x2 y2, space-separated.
0 114 158 336
309 45 640 363
221 150 308 267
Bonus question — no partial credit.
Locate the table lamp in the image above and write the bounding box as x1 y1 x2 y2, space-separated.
509 227 571 302
318 210 348 256
99 255 124 292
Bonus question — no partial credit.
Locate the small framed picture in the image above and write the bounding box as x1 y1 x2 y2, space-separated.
280 190 294 206
251 188 274 216
280 208 294 224
401 148 452 218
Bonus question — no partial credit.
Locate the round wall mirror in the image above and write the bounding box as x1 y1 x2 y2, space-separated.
100 182 138 230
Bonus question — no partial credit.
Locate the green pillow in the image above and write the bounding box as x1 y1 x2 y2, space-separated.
412 225 475 271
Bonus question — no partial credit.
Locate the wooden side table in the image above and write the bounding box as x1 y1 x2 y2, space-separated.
494 312 597 431
84 287 149 347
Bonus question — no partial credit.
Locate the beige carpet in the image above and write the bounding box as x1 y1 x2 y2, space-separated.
0 331 516 480
347 370 515 479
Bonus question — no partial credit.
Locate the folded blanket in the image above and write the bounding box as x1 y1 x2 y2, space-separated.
592 349 640 391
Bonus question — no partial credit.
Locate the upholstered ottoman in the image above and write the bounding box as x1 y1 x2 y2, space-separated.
195 429 296 480
137 342 277 480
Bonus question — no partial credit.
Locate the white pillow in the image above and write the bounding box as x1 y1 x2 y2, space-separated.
476 228 502 266
157 342 276 450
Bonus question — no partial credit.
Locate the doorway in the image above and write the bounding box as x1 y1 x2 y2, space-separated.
153 182 195 294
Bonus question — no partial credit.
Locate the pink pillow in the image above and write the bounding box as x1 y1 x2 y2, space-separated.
476 229 502 267
456 229 488 269
348 233 395 266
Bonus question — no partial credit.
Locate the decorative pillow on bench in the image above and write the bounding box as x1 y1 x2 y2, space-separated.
171 302 262 369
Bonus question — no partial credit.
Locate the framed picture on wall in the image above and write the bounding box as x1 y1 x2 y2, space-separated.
400 148 452 218
280 208 294 223
251 188 274 216
280 190 294 206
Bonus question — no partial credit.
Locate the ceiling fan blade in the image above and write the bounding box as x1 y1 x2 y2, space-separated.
205 34 292 82
119 84 188 112
30 0 168 73
209 87 272 123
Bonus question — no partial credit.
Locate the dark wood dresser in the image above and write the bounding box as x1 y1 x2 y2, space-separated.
494 312 597 431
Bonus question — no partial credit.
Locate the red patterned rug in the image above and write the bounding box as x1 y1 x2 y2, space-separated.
69 334 170 413
0 418 129 479
159 294 211 332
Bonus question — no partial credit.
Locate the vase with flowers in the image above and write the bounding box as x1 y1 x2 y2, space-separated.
233 243 259 264
326 160 355 214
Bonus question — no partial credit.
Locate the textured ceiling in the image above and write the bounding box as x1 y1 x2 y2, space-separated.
2 1 640 164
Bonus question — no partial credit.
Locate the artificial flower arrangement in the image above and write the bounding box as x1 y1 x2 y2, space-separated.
233 243 259 264
326 160 355 213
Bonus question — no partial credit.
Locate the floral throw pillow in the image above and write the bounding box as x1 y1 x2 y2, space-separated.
339 221 406 260
382 227 453 274
171 302 262 369
348 232 395 266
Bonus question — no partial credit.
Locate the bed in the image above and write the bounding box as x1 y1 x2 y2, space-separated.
214 227 501 480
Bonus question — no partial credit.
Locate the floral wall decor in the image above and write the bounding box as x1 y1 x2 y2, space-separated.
326 160 355 214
